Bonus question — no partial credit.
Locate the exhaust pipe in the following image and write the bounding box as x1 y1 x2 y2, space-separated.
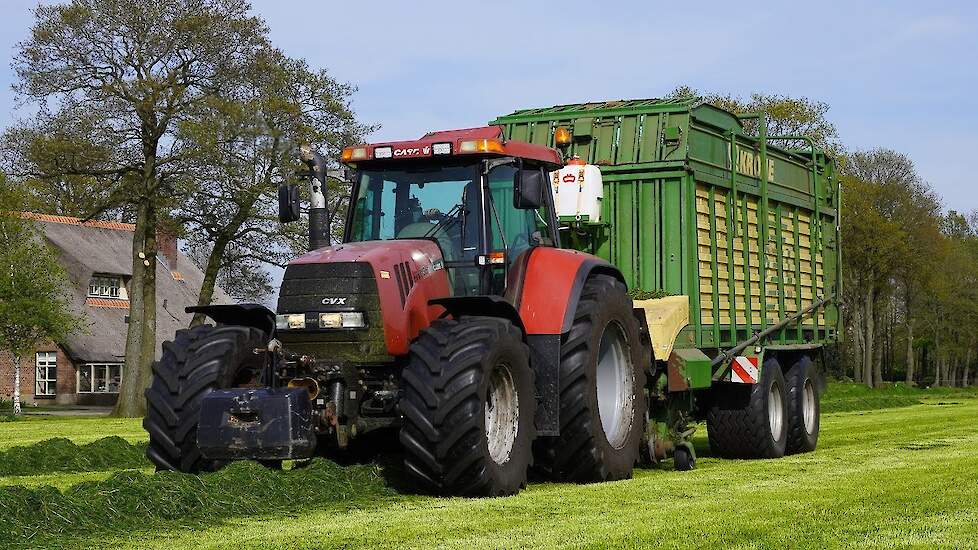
299 144 329 251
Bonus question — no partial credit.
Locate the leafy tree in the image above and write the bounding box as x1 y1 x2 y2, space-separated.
840 149 939 387
175 48 371 318
5 0 270 416
0 176 81 415
2 112 126 218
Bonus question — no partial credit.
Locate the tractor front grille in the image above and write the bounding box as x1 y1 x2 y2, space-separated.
276 262 390 363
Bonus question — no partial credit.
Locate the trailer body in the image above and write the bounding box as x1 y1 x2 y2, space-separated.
492 98 840 359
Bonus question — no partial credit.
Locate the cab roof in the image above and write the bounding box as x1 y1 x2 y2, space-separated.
343 125 563 169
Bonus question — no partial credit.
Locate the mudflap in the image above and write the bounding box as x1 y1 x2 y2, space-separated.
197 387 316 461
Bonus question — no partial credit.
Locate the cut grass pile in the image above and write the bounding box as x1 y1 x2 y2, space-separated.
0 436 148 476
0 416 145 450
0 458 392 547
0 469 155 490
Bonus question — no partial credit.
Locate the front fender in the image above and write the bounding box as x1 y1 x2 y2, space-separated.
185 303 276 336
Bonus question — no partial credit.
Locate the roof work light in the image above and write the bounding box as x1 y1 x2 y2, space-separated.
554 127 573 148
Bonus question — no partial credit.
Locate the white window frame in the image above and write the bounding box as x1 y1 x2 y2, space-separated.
77 363 123 394
88 275 123 299
35 352 57 396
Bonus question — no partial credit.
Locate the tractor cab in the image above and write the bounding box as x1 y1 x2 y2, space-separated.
339 126 564 296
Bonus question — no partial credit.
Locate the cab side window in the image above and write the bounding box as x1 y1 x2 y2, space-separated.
486 164 537 259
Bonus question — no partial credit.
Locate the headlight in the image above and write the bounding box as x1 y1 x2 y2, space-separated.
277 312 366 329
320 312 366 328
276 314 308 329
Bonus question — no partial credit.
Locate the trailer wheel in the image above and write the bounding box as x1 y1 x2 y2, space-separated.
143 325 267 473
536 274 647 482
674 446 695 471
400 317 535 496
785 355 820 454
707 358 788 459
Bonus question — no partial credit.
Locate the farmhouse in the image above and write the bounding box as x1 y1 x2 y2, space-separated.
0 213 230 407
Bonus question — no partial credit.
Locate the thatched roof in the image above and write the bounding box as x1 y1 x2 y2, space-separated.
26 213 232 363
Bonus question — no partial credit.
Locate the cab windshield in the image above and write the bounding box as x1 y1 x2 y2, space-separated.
348 163 481 263
348 160 555 296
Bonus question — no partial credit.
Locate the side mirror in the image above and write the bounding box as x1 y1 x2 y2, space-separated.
278 184 301 223
514 168 545 210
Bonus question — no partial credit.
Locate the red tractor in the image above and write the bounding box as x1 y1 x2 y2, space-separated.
144 126 647 496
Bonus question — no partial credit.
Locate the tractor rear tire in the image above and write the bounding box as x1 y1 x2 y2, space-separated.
399 317 536 497
707 358 788 459
785 355 820 454
143 325 267 473
535 274 647 483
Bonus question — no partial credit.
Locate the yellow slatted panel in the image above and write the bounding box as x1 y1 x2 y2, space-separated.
695 186 715 327
696 184 829 332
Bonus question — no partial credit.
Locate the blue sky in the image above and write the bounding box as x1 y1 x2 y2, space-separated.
2 0 977 212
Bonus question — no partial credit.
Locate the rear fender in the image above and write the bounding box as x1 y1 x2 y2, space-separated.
513 247 626 436
515 247 624 335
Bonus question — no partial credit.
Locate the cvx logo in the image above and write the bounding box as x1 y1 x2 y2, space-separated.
321 297 348 305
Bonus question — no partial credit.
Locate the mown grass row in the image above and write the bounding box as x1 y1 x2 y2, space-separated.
0 436 147 476
0 458 393 548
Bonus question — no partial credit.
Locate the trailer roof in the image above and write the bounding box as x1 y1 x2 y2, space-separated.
500 97 704 119
492 98 829 161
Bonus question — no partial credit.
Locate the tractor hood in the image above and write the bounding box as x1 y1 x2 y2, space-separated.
280 240 451 358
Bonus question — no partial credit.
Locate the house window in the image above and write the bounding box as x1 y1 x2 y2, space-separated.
35 352 57 396
78 363 122 393
88 275 122 299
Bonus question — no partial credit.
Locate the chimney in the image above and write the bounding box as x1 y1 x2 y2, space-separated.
156 230 178 270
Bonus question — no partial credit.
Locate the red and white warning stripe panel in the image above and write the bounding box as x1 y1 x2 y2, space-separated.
730 356 759 384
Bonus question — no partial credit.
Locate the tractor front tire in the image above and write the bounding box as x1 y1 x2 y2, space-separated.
785 355 820 454
143 325 267 473
400 317 536 497
536 274 647 483
707 358 788 459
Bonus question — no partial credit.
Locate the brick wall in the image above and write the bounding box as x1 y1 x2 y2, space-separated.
0 343 78 406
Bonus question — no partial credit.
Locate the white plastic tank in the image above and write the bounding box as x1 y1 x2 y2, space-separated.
550 157 603 223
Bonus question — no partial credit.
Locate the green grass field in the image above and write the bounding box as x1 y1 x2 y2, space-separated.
2 384 977 549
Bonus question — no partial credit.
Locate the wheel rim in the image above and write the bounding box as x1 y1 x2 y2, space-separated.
596 321 634 449
486 363 519 465
768 380 785 439
802 378 816 434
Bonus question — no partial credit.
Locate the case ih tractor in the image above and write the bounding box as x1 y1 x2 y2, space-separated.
145 99 838 497
145 126 645 496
